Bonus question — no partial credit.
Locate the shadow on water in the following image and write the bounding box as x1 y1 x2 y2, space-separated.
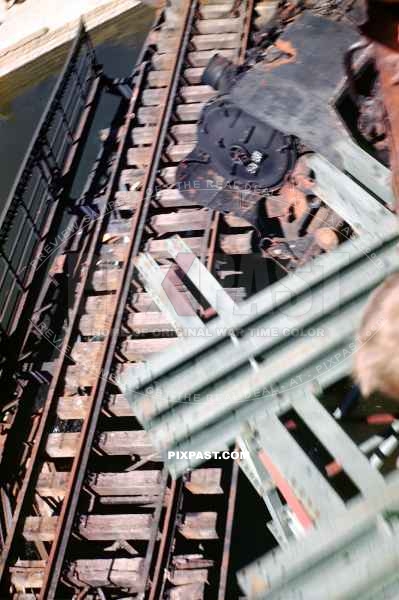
0 3 155 206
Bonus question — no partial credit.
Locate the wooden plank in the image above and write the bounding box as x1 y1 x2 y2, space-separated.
169 583 205 600
131 290 197 313
180 85 215 103
90 268 122 292
71 341 103 366
114 190 141 211
98 245 130 265
89 470 162 496
131 127 156 145
152 53 175 70
23 517 57 542
37 471 69 497
127 311 175 334
191 33 241 51
200 0 235 4
106 394 132 417
121 337 177 361
132 287 244 312
155 36 181 52
46 433 80 458
64 364 98 393
10 561 45 590
127 146 153 166
223 214 253 228
147 69 170 87
146 237 203 258
99 495 160 505
172 554 214 569
97 430 155 456
78 311 113 336
117 362 146 380
155 188 197 208
84 295 116 314
151 209 209 234
78 514 153 540
160 166 178 185
46 431 155 458
166 143 196 162
185 468 223 495
176 102 204 121
184 67 205 85
130 292 163 312
79 305 115 337
106 219 132 235
56 396 90 420
169 569 208 585
67 558 145 589
171 123 198 143
200 4 237 18
119 167 145 188
137 105 162 125
196 18 242 34
142 88 167 106
178 512 218 540
187 48 235 67
24 515 153 542
220 232 253 254
135 255 204 333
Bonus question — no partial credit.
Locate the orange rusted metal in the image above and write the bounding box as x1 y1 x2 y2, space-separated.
258 449 314 531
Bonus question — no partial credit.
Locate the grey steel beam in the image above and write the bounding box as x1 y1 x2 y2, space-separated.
122 221 389 400
249 411 347 521
135 251 204 334
237 472 399 599
121 226 399 477
307 154 396 236
337 140 396 209
238 431 294 546
291 388 384 496
165 236 237 324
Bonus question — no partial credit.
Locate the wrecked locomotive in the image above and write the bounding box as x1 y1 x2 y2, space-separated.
176 1 398 269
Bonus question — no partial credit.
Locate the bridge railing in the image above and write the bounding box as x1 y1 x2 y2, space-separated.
0 22 101 343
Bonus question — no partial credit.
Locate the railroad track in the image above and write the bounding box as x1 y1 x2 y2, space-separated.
0 1 366 597
1 2 277 599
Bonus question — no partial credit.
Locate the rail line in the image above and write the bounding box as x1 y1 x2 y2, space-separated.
1 2 268 599
0 2 364 598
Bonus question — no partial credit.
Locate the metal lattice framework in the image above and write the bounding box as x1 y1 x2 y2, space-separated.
0 22 101 343
121 148 399 597
121 201 399 477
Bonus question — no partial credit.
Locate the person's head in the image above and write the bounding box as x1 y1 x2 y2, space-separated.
354 272 399 400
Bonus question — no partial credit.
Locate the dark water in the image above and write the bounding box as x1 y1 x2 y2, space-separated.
0 3 155 206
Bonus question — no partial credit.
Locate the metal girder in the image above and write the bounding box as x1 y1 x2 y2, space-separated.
135 252 204 334
307 154 395 236
121 219 399 477
135 236 238 336
237 386 386 534
238 472 399 599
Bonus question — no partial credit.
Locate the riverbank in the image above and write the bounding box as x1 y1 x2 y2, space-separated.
0 0 161 78
0 2 156 202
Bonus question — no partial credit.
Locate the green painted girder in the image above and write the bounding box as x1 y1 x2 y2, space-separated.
121 220 399 477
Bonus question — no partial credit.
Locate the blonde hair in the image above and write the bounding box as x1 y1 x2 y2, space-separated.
354 273 399 400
